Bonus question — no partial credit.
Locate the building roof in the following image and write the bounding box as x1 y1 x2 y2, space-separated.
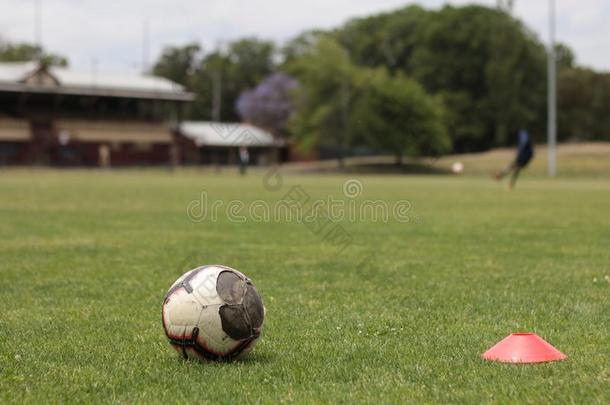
0 62 194 101
180 121 283 148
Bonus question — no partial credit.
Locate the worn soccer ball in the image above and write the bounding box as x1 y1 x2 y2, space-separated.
452 161 464 174
162 265 265 361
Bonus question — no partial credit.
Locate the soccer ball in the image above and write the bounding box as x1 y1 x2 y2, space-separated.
452 161 464 174
162 265 265 361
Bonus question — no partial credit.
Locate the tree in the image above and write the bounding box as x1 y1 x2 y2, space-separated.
227 39 276 85
0 40 68 66
287 37 449 164
334 5 548 151
152 43 201 88
555 43 575 71
286 37 359 165
335 5 430 71
558 68 610 141
282 30 328 66
236 73 298 135
351 68 450 164
191 38 277 121
483 9 546 145
151 39 277 121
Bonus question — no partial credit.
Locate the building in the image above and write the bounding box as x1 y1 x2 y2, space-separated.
177 121 287 166
0 61 193 166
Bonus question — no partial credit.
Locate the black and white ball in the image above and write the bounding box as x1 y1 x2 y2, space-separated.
162 265 265 361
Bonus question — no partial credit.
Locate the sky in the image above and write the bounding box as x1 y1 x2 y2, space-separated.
0 0 609 73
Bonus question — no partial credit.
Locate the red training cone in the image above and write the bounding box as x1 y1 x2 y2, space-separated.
482 332 566 363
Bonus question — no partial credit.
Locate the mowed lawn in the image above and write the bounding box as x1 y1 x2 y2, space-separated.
0 169 609 403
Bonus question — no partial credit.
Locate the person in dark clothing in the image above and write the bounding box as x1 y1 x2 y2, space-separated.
493 129 534 190
238 146 250 175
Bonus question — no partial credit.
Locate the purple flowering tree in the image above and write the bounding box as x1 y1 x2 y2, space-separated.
236 73 298 135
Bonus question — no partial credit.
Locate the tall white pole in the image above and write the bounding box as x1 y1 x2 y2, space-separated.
212 70 222 121
547 0 557 176
35 0 42 61
142 19 150 74
212 40 223 122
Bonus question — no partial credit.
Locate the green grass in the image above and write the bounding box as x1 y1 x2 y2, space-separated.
0 168 609 403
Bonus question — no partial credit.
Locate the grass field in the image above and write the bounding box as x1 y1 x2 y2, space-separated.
1 167 609 403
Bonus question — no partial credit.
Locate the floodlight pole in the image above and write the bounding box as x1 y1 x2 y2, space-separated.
547 0 557 177
142 19 150 74
34 0 42 62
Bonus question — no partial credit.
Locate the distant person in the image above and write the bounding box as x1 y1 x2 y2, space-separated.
493 129 534 191
98 144 110 168
239 146 250 175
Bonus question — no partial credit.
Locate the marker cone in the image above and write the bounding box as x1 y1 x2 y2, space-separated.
482 333 566 363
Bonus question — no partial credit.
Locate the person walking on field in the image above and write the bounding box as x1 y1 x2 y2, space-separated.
493 129 534 191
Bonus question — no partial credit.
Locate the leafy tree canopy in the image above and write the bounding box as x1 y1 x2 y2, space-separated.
352 68 450 161
152 43 201 88
334 5 548 151
285 37 358 157
0 39 68 67
287 37 449 163
558 67 610 141
154 38 276 121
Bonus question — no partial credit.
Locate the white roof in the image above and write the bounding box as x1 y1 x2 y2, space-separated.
0 62 38 82
0 61 192 101
180 122 281 147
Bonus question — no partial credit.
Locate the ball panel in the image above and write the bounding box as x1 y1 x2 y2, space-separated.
166 267 196 291
195 304 237 354
216 271 247 305
219 305 252 340
244 284 265 329
188 267 227 307
162 289 202 337
165 267 205 298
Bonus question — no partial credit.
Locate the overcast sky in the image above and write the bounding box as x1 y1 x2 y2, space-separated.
0 0 608 73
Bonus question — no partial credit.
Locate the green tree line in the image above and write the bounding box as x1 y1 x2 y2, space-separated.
0 39 68 67
2 4 608 157
149 5 610 157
